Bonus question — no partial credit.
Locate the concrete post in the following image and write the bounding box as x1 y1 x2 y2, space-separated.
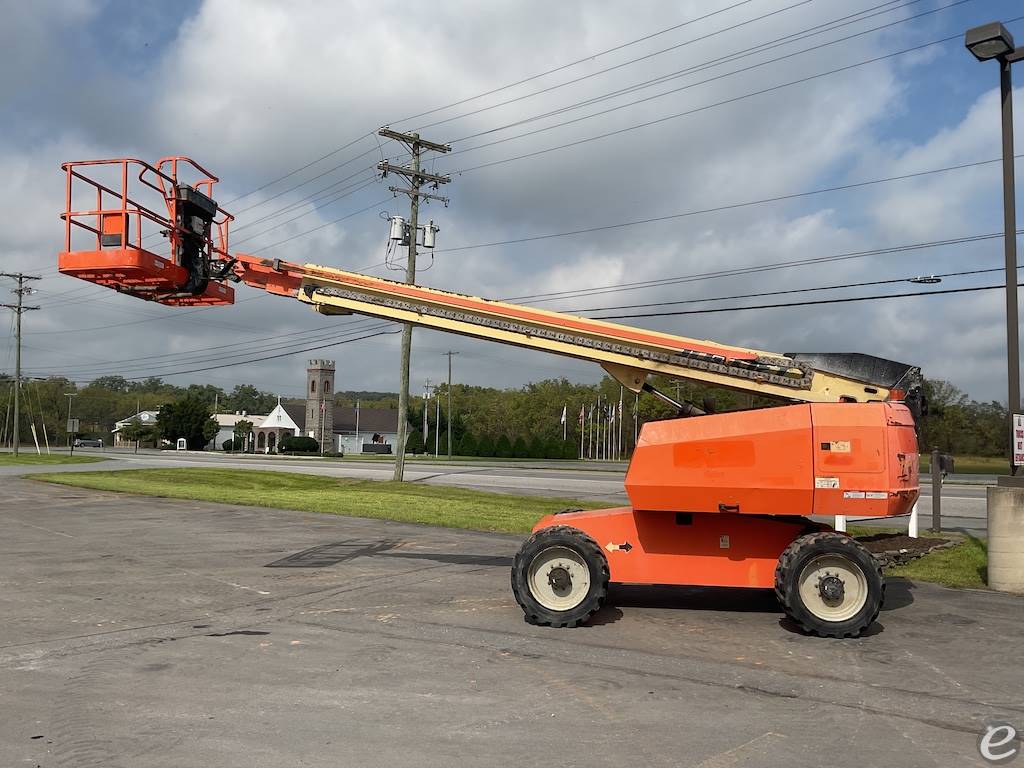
987 485 1024 592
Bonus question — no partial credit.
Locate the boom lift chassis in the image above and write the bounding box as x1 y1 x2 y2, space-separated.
58 158 922 637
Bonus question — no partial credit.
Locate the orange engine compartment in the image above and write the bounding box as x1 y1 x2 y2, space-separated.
625 401 918 519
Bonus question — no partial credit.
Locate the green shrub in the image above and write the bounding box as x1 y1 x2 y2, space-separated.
495 434 513 458
476 435 495 457
405 429 424 455
280 435 320 454
458 433 477 456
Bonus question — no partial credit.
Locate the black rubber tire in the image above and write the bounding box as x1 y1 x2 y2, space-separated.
775 531 884 638
511 525 609 628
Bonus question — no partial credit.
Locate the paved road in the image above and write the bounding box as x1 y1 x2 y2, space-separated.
6 448 989 535
2 478 1020 767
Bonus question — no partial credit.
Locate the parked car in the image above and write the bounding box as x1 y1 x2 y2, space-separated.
74 438 104 448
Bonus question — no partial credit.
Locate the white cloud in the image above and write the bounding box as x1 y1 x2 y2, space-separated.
3 0 1020 404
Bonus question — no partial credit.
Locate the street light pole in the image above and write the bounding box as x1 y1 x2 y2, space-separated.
965 22 1024 475
999 56 1020 473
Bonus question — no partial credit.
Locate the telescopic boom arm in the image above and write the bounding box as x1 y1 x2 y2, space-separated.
56 156 921 408
227 253 920 405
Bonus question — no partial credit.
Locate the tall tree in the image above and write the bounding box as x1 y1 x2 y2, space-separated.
233 419 254 452
157 396 218 450
223 384 277 415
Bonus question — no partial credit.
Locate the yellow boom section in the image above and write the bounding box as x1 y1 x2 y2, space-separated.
232 254 914 404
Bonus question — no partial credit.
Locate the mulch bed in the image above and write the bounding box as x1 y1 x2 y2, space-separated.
854 532 959 567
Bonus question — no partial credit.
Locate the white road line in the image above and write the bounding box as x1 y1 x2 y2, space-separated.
8 518 75 538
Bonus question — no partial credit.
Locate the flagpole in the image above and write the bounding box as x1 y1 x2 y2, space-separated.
588 400 594 460
579 405 584 459
618 387 624 461
633 392 639 454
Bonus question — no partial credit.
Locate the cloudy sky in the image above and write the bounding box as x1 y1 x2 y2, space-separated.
3 0 1023 402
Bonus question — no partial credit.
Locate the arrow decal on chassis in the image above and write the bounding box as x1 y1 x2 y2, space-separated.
605 541 633 553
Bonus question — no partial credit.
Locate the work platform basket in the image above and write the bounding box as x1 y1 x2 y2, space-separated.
58 157 235 306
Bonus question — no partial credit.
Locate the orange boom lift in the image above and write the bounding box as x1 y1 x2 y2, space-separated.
59 158 922 637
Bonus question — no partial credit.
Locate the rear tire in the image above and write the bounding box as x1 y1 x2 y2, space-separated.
775 532 883 638
511 525 609 628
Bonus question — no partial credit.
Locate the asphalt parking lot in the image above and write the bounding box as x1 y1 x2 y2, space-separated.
2 477 1022 767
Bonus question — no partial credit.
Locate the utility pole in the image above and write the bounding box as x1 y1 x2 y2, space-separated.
65 392 77 455
1 273 41 457
442 351 459 459
378 127 451 481
423 380 432 454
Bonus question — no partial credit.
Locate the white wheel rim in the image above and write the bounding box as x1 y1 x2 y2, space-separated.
527 546 591 612
797 554 868 623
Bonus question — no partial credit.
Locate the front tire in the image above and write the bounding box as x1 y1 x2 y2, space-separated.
775 532 883 638
511 526 609 628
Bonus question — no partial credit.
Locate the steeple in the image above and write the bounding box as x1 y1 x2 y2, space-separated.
305 359 335 450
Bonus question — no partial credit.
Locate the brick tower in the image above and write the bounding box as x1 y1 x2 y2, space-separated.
305 359 335 449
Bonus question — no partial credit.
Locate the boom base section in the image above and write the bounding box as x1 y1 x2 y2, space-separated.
533 507 820 589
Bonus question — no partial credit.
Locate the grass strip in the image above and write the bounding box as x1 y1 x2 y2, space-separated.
29 468 600 534
0 454 106 466
888 534 988 589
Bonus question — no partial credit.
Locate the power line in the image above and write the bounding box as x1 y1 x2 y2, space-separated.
203 0 946 251
28 320 393 378
230 179 379 247
511 231 1022 304
433 156 1021 257
36 233 1018 378
444 25 1016 176
591 281 1024 319
421 0 825 134
221 132 376 206
21 316 391 376
445 0 956 147
168 1 791 222
254 197 394 254
27 327 395 385
230 170 379 232
399 0 761 127
569 264 1019 314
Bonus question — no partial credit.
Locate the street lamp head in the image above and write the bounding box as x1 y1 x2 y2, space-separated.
965 21 1015 61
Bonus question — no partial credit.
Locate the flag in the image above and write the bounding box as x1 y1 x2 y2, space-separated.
560 405 567 425
578 404 585 425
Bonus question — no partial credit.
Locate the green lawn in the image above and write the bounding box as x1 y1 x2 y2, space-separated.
0 453 106 466
888 535 988 589
920 454 1006 475
29 468 600 534
848 524 987 589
